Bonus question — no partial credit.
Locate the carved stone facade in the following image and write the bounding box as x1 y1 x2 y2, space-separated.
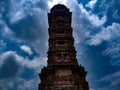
38 4 89 90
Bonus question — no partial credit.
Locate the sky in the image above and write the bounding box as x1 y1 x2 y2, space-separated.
0 0 120 90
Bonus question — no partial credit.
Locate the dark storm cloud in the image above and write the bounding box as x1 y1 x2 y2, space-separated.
10 15 42 41
0 51 46 90
6 0 49 42
0 54 20 78
0 51 24 78
0 0 51 56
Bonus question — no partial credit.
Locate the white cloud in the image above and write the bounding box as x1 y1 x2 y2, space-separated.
0 51 47 70
87 23 120 46
10 10 25 23
96 71 120 90
16 78 38 90
21 56 47 70
103 41 120 66
89 15 106 27
90 89 96 90
0 77 39 90
20 45 32 55
8 0 44 23
0 40 6 50
79 4 107 27
8 0 25 23
99 71 120 82
86 0 97 9
0 18 13 36
112 9 120 19
64 1 107 46
48 0 67 8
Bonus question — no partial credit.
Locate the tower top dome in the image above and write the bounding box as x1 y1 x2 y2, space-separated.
51 4 69 12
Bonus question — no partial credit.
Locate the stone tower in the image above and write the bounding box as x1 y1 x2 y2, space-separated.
38 4 89 90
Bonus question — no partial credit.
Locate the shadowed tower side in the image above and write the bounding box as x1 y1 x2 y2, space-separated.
38 4 89 90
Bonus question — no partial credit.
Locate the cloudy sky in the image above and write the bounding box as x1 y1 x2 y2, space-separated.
0 0 120 90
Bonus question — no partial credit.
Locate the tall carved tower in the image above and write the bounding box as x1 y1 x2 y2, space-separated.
39 4 89 90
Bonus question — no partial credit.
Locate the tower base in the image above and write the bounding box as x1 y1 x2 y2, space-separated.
38 65 89 90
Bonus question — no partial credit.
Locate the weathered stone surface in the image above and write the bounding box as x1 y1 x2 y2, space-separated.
38 4 89 90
